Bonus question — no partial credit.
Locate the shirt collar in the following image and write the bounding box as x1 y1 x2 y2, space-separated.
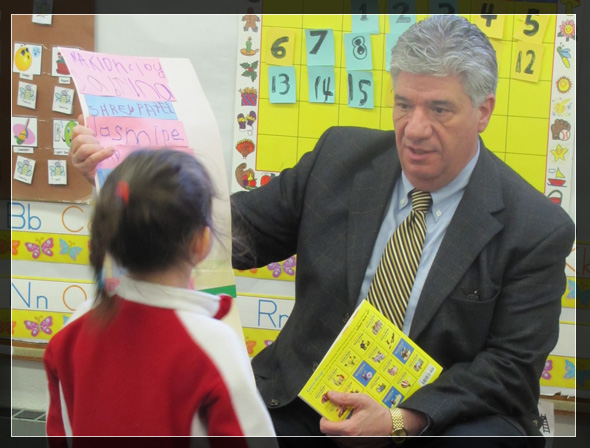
399 141 480 221
113 275 223 318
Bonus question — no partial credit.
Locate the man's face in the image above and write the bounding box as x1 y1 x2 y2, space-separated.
392 72 495 192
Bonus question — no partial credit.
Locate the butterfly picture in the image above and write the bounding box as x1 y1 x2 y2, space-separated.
267 262 282 278
267 256 297 278
282 256 296 276
24 316 53 337
565 278 576 300
59 238 83 261
25 238 53 259
542 360 552 380
12 240 21 255
580 289 590 308
564 359 575 380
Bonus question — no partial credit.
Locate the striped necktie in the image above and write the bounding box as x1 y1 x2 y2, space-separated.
366 189 432 328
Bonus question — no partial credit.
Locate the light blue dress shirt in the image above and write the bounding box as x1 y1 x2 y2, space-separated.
356 145 480 335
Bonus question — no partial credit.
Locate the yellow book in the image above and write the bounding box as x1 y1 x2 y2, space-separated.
299 300 442 421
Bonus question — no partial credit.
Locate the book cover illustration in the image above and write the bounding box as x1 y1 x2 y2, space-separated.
299 300 442 421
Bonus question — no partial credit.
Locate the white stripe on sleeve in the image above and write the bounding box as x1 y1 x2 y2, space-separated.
176 311 276 438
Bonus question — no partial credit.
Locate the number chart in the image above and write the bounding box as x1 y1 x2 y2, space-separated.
232 9 576 285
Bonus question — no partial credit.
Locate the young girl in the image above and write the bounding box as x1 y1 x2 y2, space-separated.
43 149 276 437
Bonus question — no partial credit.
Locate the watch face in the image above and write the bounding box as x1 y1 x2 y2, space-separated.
393 429 407 437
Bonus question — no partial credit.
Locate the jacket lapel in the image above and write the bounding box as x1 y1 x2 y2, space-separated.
347 144 401 306
409 146 505 340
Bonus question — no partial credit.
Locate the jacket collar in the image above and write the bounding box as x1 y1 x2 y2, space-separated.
114 275 225 319
409 141 505 339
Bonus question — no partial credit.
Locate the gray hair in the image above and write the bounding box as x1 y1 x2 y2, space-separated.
390 15 498 106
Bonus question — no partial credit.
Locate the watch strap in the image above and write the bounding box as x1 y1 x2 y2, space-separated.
390 407 407 443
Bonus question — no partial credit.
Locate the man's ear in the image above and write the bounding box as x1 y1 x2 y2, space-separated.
477 94 496 133
189 227 212 265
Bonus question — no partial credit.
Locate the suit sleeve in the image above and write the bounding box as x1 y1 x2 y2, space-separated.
43 345 66 437
401 218 574 434
231 127 335 269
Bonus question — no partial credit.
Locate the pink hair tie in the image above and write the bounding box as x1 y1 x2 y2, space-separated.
116 181 130 205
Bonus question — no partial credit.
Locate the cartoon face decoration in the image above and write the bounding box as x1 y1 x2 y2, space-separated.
15 46 32 71
64 121 76 147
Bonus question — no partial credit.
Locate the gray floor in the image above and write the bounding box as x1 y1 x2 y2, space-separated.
9 408 46 436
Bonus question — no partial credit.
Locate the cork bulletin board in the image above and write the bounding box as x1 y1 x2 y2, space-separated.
11 14 95 203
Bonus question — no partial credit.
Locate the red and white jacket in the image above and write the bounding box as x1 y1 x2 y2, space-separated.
44 276 276 438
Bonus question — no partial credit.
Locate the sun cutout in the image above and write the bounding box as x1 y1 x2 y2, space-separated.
556 76 572 94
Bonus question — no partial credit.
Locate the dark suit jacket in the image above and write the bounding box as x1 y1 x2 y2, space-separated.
231 126 575 435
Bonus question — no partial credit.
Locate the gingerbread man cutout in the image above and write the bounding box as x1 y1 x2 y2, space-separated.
242 8 260 32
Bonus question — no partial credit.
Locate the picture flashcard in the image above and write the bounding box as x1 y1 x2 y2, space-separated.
14 156 36 184
52 47 72 77
52 86 75 114
48 160 68 185
12 116 38 147
13 43 43 76
17 81 38 109
53 119 77 154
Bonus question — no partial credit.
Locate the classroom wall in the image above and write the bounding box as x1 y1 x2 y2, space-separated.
95 14 238 185
11 14 577 436
12 14 296 413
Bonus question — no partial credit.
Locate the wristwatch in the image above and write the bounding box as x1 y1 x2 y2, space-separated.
390 407 407 443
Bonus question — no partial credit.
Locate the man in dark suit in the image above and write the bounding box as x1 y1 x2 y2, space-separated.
230 15 574 442
71 15 574 443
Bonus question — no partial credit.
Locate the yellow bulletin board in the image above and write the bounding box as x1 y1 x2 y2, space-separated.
231 5 576 285
230 5 578 397
237 292 295 358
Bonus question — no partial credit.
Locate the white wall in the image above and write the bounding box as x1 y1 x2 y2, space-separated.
95 14 238 184
92 15 296 298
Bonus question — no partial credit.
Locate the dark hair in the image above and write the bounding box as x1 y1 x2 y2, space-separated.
89 149 215 319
